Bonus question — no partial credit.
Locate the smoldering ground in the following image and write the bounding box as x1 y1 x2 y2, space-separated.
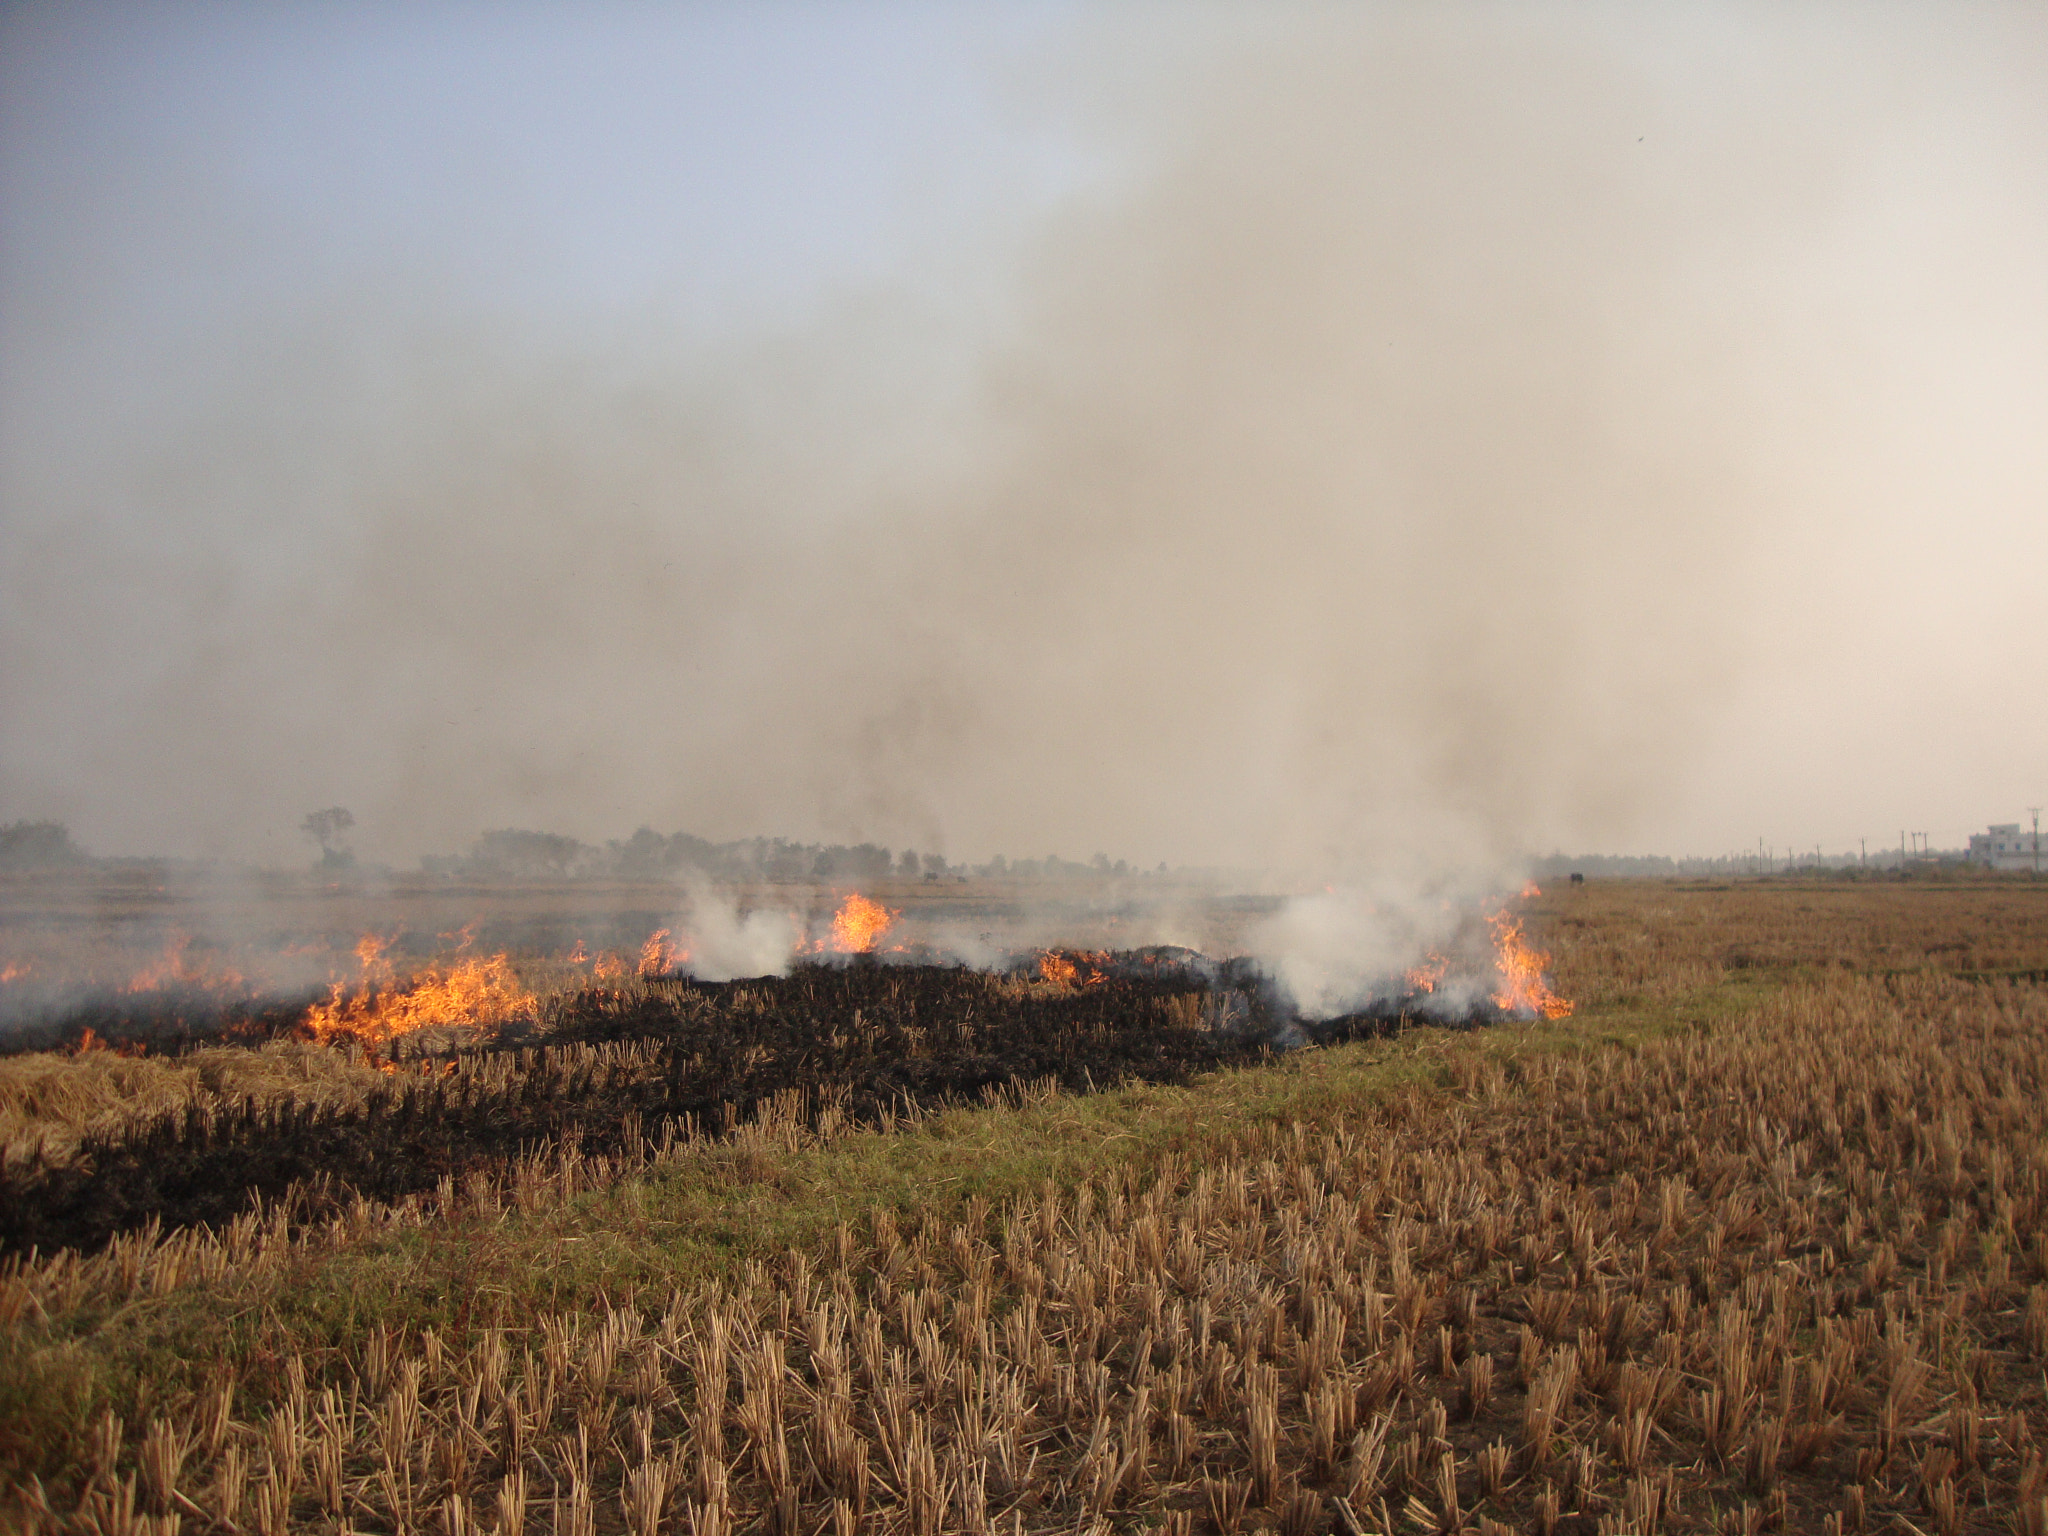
3 7 2044 875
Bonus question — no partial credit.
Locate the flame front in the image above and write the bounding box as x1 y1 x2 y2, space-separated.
124 933 246 994
639 928 686 976
353 933 396 986
1037 948 1111 987
1403 951 1450 995
1039 951 1079 986
1488 906 1572 1019
303 940 534 1056
829 893 897 954
564 937 636 980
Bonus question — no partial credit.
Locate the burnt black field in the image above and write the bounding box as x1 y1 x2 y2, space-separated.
0 953 1500 1256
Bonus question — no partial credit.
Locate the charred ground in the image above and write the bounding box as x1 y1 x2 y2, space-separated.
6 880 2047 1536
0 953 1494 1256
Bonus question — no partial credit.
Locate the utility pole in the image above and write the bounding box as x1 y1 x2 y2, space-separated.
1860 837 1866 868
2031 807 2042 875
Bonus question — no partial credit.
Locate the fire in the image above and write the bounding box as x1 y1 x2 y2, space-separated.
71 1027 145 1057
564 937 636 980
124 933 246 994
1488 906 1572 1019
353 933 397 985
1037 948 1111 987
1403 951 1450 995
639 928 687 976
303 940 534 1055
829 893 897 954
1039 951 1079 986
0 962 28 983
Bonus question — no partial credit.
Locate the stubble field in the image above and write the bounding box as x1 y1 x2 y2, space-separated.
3 876 2046 1535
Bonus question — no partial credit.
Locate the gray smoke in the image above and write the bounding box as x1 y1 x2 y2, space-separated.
4 5 2043 871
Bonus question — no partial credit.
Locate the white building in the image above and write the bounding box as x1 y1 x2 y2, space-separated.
1968 823 2043 871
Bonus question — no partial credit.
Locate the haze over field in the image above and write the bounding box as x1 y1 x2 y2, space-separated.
3 3 2044 876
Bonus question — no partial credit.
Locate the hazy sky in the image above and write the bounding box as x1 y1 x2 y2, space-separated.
2 2 2044 871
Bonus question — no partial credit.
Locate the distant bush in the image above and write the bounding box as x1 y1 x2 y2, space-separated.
418 825 1144 883
0 821 89 870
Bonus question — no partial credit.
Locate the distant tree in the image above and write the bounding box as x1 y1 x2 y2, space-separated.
666 832 718 872
300 807 356 869
611 827 669 877
0 820 88 869
898 849 921 877
470 829 588 879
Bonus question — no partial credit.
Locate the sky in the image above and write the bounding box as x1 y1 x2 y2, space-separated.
2 1 2044 873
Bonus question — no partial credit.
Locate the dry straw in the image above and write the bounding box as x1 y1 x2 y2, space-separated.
5 885 2048 1533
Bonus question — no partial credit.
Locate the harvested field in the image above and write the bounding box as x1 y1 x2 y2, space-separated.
2 878 2046 1535
0 881 1543 1257
3 957 1413 1256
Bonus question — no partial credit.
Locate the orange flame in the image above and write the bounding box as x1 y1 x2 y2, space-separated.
1039 950 1079 986
1488 907 1572 1019
1037 948 1110 986
353 933 396 985
303 942 533 1054
71 1027 148 1058
124 933 246 994
0 962 29 983
829 893 897 954
639 928 687 976
1403 951 1450 995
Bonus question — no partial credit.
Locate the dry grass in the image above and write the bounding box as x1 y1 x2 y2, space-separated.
1542 877 2048 1009
7 877 2040 1161
3 879 2047 1534
0 965 693 1170
0 1041 395 1169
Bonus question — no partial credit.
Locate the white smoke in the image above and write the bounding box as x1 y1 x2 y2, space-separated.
676 881 799 982
1248 869 1510 1020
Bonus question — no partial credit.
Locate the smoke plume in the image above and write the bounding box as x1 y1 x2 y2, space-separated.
676 881 801 984
3 6 2043 871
